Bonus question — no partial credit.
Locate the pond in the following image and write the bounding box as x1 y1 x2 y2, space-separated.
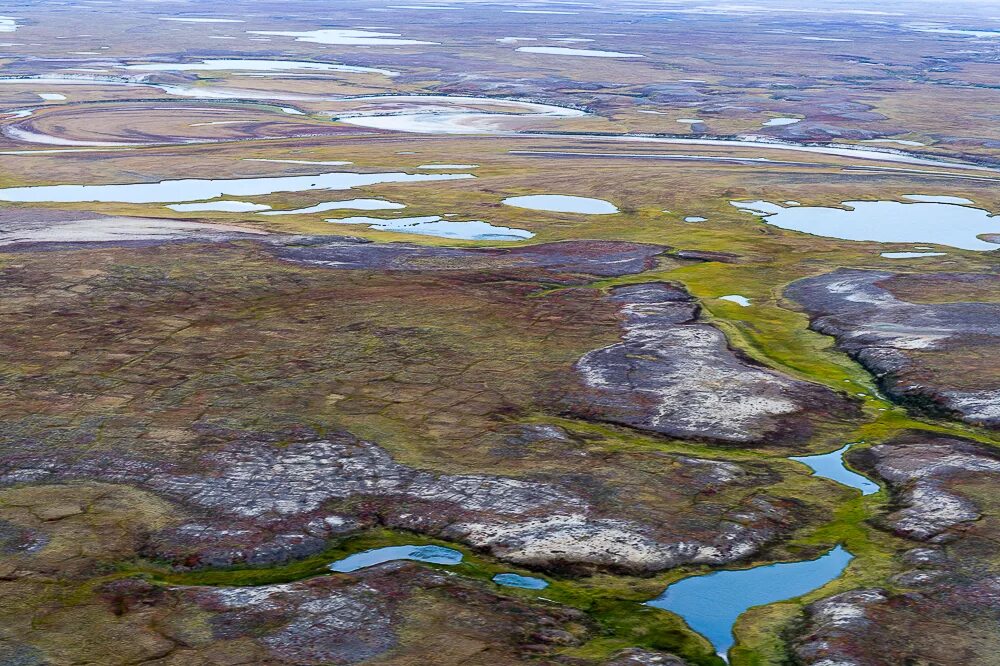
493 573 549 589
260 199 406 215
647 546 853 659
329 545 463 573
731 199 1000 251
329 215 534 241
789 444 879 495
762 117 800 127
502 194 618 214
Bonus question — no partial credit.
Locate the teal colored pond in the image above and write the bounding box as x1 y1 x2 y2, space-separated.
493 573 549 589
646 546 853 659
790 445 879 495
329 545 463 573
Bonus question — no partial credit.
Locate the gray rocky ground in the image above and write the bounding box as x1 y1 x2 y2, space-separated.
0 427 796 574
571 282 857 445
786 269 1000 427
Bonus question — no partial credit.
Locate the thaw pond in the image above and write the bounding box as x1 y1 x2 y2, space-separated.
329 545 463 573
329 215 534 241
503 194 618 214
0 172 474 204
260 199 405 215
881 251 947 259
647 546 853 659
790 445 879 495
493 573 549 589
762 117 800 127
731 199 1000 251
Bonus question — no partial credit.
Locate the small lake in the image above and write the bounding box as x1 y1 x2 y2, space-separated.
260 199 405 215
731 199 1000 251
329 545 463 573
647 546 853 659
503 194 618 214
493 573 549 589
790 445 879 495
0 172 474 204
762 117 800 127
329 215 534 241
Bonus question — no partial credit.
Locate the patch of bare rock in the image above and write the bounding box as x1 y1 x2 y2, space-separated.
849 431 1000 541
786 269 1000 428
569 283 858 444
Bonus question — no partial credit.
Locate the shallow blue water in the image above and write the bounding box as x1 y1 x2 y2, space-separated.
646 546 853 658
329 215 534 240
502 194 619 214
731 199 1000 251
493 573 549 589
790 445 879 495
328 545 463 573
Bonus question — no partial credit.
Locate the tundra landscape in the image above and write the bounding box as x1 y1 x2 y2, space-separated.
1 1 1000 664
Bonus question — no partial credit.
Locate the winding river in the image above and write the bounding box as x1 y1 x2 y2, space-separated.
0 74 996 174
